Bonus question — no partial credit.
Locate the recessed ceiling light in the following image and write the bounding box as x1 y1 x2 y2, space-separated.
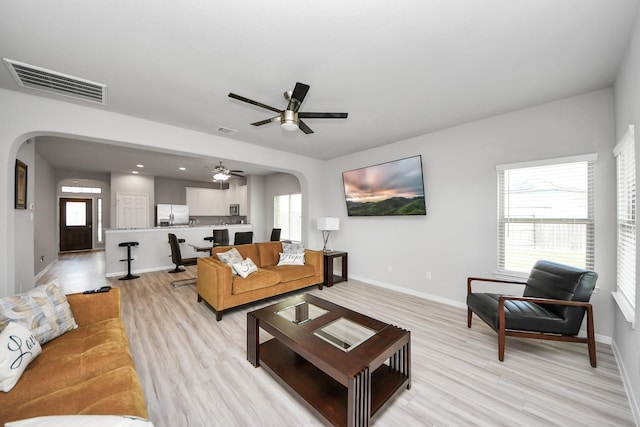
179 167 186 171
136 164 144 168
132 171 139 174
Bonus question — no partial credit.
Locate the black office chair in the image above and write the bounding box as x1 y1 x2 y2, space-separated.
168 233 197 278
233 231 253 245
270 228 282 241
467 260 598 367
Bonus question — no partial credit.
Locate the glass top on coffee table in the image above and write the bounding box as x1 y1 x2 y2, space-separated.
275 300 328 324
313 317 376 352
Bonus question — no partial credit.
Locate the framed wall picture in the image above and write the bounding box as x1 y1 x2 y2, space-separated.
15 159 27 209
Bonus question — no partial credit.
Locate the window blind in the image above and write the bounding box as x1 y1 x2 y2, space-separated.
497 155 595 274
614 126 636 310
274 193 302 242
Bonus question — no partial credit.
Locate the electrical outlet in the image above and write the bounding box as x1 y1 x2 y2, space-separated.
425 272 432 280
387 265 392 272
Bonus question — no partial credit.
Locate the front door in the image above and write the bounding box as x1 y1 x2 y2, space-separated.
60 198 93 252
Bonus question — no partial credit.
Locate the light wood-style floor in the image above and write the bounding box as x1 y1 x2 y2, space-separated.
39 251 635 426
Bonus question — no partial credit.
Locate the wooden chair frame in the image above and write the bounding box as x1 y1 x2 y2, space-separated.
467 277 596 367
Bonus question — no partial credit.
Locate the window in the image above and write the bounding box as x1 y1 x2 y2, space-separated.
613 125 636 322
97 198 103 243
61 185 102 194
274 193 302 242
497 154 596 275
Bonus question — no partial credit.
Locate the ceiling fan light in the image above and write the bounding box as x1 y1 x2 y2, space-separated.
281 110 299 131
213 172 229 181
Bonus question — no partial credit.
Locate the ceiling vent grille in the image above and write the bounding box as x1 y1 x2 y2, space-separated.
3 58 107 105
217 126 238 135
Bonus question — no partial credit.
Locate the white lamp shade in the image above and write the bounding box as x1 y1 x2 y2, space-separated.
317 217 340 231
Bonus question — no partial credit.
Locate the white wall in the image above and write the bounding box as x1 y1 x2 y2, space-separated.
613 3 640 422
34 150 57 277
0 88 326 299
14 140 35 293
325 89 617 336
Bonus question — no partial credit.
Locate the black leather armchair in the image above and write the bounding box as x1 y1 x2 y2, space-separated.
467 260 598 367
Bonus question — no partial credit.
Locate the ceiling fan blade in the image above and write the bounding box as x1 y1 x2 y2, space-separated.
229 169 244 173
298 120 314 134
251 116 280 126
298 112 349 119
230 172 245 177
228 93 281 114
288 82 310 112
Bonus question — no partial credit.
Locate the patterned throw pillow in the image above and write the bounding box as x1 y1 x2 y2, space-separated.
0 280 78 345
277 253 305 266
282 242 305 254
0 322 42 392
216 248 244 276
232 258 258 278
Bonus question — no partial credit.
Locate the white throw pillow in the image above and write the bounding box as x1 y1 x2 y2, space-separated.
277 252 305 266
5 415 155 427
216 248 243 276
232 257 258 278
282 242 305 254
0 322 42 392
0 280 78 345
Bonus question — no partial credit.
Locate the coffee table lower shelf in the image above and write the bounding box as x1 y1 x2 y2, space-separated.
259 338 409 426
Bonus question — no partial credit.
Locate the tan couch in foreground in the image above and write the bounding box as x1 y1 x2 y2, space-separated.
0 288 149 424
197 241 324 320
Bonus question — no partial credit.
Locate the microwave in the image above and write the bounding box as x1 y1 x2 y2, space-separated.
230 204 239 216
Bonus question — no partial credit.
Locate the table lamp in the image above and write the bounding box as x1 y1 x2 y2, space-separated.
317 217 339 253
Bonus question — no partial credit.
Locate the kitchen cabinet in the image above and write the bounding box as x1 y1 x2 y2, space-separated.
186 187 229 216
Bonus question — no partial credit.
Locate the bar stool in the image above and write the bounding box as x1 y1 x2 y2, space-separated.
118 241 140 280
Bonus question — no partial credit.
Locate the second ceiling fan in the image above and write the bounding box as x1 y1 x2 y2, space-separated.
228 82 348 134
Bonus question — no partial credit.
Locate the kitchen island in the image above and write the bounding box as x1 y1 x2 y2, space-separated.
104 224 252 277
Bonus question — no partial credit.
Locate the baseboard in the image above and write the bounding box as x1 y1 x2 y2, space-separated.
612 339 640 426
34 258 58 282
349 273 613 344
105 264 176 278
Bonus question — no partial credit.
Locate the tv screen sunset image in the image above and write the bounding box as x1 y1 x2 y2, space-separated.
342 156 426 216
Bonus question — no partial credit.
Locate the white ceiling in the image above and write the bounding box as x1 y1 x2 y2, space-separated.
1 1 638 179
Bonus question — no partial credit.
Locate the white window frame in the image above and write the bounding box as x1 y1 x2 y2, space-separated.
496 154 596 277
612 125 636 327
274 193 302 242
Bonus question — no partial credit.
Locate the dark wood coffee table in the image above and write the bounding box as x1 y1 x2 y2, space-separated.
247 293 411 426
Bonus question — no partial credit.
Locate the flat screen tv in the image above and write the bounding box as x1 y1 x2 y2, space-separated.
342 155 426 216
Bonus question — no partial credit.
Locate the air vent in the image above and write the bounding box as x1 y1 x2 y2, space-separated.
3 58 107 105
217 126 238 135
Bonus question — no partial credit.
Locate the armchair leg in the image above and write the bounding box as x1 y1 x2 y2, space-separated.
467 308 472 328
586 306 597 368
498 327 506 362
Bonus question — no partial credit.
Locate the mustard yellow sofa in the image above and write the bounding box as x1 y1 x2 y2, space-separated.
197 241 324 320
0 288 149 424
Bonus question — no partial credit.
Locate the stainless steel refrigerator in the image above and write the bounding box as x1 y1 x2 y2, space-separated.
156 204 189 226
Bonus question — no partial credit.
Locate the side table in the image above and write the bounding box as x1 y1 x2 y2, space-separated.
322 251 348 289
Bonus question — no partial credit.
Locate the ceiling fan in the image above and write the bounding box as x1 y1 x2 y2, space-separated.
228 82 348 134
212 161 244 182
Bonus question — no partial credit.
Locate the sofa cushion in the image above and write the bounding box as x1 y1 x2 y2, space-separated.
6 415 154 427
0 323 42 392
277 253 305 266
282 242 305 254
263 265 316 283
214 245 261 267
0 365 147 423
0 281 78 345
232 257 258 278
256 242 283 267
232 269 280 294
0 318 135 411
215 248 243 276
